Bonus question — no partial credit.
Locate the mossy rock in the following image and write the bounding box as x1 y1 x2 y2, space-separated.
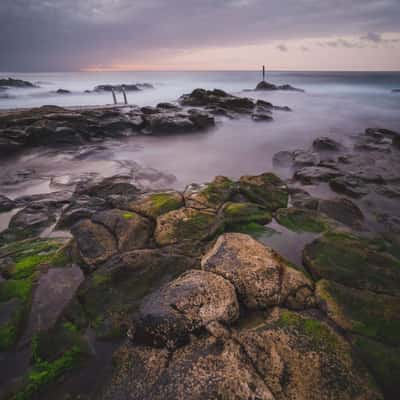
316 279 400 345
128 191 184 219
0 238 64 279
238 172 288 211
275 207 336 233
303 231 400 296
154 207 222 246
184 176 234 210
236 309 382 400
0 277 34 350
222 201 272 231
78 248 196 338
352 335 400 400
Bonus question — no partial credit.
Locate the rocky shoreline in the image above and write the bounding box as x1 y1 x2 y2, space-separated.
0 89 399 400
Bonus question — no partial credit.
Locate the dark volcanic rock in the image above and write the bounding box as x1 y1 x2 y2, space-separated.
0 77 36 88
312 137 343 151
255 80 304 92
56 89 71 94
329 175 369 198
179 88 255 112
0 195 15 212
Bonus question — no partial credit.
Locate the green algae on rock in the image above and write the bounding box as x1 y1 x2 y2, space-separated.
238 172 288 211
275 207 336 233
303 231 400 296
222 201 272 230
128 191 184 219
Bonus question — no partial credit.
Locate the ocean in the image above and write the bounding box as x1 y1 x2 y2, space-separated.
0 70 399 196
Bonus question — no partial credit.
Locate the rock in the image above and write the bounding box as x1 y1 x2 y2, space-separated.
316 279 400 346
179 88 255 112
201 233 314 309
303 231 400 296
0 78 36 88
365 127 399 139
143 113 195 134
187 109 215 129
329 175 369 198
393 135 400 149
156 102 181 111
127 191 184 219
0 203 59 244
317 197 364 229
14 190 72 208
222 202 272 229
56 89 71 94
184 176 234 210
294 166 342 184
99 335 274 400
251 109 273 121
71 219 118 267
56 195 107 229
75 175 140 200
19 265 84 345
0 195 15 212
79 248 196 338
238 172 288 211
312 136 343 151
154 208 222 246
272 150 293 167
92 209 153 252
133 269 239 348
236 308 381 400
275 207 336 233
288 187 319 210
255 81 304 92
292 150 319 167
393 89 400 92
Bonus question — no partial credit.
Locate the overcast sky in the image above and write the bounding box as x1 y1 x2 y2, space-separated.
1 0 400 71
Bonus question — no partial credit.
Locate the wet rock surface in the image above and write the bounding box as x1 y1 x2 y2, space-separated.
255 80 305 92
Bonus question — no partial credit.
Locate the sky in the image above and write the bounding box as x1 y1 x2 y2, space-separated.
1 0 400 72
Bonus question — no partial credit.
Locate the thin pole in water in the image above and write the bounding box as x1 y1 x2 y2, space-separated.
111 88 117 105
122 85 128 105
262 65 265 81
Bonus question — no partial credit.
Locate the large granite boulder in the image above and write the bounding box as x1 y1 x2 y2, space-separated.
202 233 314 310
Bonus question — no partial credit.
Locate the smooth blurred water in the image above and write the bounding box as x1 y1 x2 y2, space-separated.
1 70 399 109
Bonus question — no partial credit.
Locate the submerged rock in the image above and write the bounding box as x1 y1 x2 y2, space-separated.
0 77 36 88
312 136 343 151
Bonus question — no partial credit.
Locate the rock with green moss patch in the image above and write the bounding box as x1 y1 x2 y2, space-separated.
237 172 288 211
184 176 234 210
128 191 184 219
235 308 382 400
202 233 314 310
154 207 222 246
276 207 336 233
78 248 196 338
222 201 272 230
71 219 118 267
303 231 400 296
92 209 153 252
316 279 400 345
351 335 400 400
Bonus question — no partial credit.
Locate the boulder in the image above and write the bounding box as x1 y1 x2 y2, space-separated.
292 150 319 168
294 166 342 184
56 89 71 94
329 175 369 198
71 219 118 267
237 172 288 211
288 187 319 210
312 137 343 151
0 195 15 212
255 81 304 92
272 150 294 167
154 208 222 246
303 231 400 296
317 197 364 229
133 269 239 347
201 233 314 310
184 176 234 210
127 191 184 219
0 78 36 88
222 202 272 229
78 248 196 338
92 209 153 252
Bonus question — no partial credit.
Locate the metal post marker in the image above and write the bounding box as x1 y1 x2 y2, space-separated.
262 65 265 81
122 85 128 105
111 88 117 105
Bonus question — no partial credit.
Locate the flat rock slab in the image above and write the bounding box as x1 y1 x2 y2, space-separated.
20 265 84 345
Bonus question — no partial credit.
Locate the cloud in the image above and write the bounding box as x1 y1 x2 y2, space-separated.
277 44 288 52
1 0 400 71
319 38 362 48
